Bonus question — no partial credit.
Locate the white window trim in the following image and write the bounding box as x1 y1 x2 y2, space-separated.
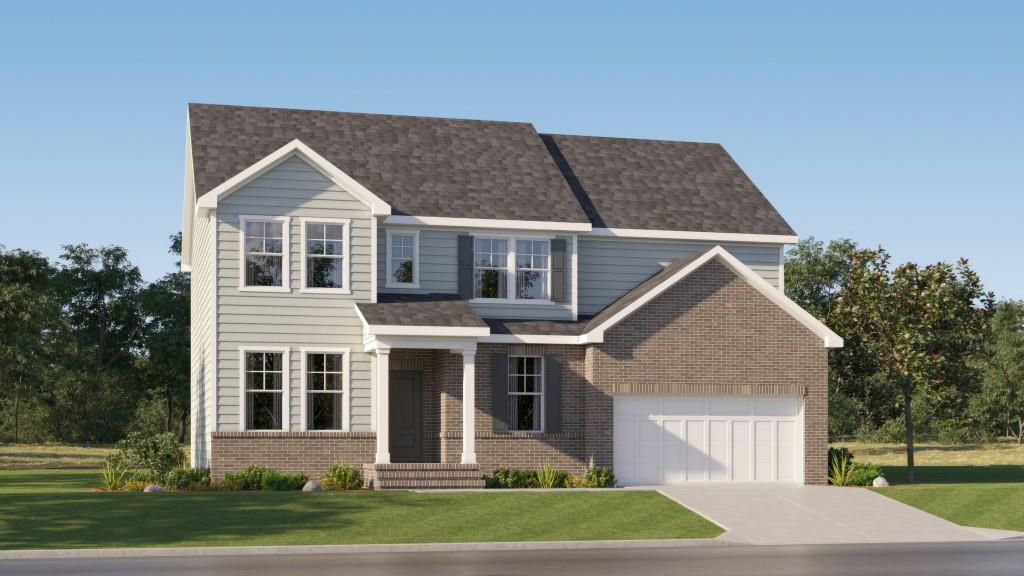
238 346 291 432
470 235 553 304
508 355 544 433
299 347 351 432
238 215 291 293
300 217 352 294
385 229 420 288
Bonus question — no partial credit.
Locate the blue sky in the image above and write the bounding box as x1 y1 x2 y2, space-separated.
1 1 1021 298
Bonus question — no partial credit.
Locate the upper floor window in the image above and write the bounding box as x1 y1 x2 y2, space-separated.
474 238 509 299
243 350 287 430
473 237 550 301
302 218 349 293
387 230 418 288
508 356 543 432
241 216 289 290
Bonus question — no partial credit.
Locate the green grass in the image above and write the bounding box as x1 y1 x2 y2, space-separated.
0 469 721 550
0 443 113 469
835 442 1024 532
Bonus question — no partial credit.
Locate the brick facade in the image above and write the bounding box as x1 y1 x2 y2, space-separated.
209 259 828 484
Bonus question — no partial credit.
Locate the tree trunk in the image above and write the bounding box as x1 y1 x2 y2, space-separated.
165 387 173 433
1019 418 1023 446
177 409 187 445
903 389 915 483
14 381 21 443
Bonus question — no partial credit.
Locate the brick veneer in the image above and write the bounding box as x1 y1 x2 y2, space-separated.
591 259 829 484
208 258 828 485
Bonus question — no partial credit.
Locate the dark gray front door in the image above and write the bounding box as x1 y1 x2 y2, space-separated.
390 370 423 462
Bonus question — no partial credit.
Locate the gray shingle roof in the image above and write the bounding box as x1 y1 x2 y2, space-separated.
188 103 590 223
541 134 795 235
356 294 487 328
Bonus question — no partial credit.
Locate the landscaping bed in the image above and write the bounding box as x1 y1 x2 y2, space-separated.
0 469 721 550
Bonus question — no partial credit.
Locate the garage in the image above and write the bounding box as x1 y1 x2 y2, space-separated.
614 395 804 485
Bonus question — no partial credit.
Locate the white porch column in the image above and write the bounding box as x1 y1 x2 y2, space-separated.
375 348 391 464
461 350 477 465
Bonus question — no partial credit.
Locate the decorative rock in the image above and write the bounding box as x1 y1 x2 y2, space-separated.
143 485 168 493
872 476 890 487
302 479 322 492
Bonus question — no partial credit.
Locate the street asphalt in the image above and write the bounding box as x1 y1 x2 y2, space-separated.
2 540 1023 576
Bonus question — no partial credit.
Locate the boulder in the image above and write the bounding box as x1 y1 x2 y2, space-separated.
302 479 322 492
143 485 168 493
872 476 890 487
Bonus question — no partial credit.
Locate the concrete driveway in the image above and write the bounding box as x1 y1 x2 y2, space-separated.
657 484 1020 545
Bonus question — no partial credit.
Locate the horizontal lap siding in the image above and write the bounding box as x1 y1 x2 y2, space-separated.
578 238 782 316
189 212 214 467
379 228 574 320
216 156 373 432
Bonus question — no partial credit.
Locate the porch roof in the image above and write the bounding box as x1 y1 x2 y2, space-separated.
355 293 489 333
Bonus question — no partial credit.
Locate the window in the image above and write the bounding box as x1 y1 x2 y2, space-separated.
302 218 349 291
243 351 286 430
242 218 288 289
508 356 543 432
515 239 549 300
474 238 509 299
387 231 418 287
304 352 345 430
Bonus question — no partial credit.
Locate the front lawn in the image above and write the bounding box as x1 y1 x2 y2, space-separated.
0 469 721 550
0 443 113 469
837 442 1024 532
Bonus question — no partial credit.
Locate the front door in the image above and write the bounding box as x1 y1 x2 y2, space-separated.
390 370 424 462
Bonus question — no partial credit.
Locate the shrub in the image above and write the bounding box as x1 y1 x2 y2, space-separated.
829 449 855 486
116 431 185 482
487 468 539 488
583 466 615 488
223 465 274 490
564 474 585 488
124 481 148 492
536 464 568 488
261 470 308 491
847 463 882 486
129 469 160 485
100 454 129 491
321 463 362 490
163 467 212 491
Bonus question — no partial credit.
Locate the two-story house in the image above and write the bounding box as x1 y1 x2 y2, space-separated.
182 104 842 488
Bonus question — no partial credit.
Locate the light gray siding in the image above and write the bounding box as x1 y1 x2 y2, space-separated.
379 229 574 320
189 211 215 467
578 238 783 316
215 155 374 432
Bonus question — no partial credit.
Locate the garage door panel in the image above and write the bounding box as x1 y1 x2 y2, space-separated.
614 396 803 485
708 420 728 481
732 420 751 481
661 419 685 484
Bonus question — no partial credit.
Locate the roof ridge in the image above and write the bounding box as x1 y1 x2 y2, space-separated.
187 102 537 128
542 131 723 147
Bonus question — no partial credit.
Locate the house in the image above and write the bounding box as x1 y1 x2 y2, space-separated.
181 103 842 488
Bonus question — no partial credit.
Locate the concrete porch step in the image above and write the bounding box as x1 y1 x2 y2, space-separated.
375 478 487 490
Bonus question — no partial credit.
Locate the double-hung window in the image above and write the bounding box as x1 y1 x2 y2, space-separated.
474 238 509 299
473 237 550 301
243 351 287 430
303 351 346 431
508 356 543 432
241 217 288 289
387 230 418 287
302 218 349 292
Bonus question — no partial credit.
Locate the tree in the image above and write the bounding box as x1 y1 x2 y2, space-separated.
972 301 1024 443
0 247 57 441
785 237 858 320
47 244 143 442
831 248 993 482
137 234 191 442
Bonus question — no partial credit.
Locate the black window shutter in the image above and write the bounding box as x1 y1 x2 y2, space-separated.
544 354 562 434
551 239 567 303
457 235 474 299
491 352 509 432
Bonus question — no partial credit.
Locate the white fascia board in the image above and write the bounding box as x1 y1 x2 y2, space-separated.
181 110 195 270
582 245 843 348
588 227 799 245
195 139 392 216
364 335 479 354
384 215 592 233
481 333 596 345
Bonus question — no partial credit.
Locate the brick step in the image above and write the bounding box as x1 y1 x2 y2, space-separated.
374 469 485 480
373 463 481 471
376 477 486 490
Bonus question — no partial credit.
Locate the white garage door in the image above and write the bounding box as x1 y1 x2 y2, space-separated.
614 395 803 485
